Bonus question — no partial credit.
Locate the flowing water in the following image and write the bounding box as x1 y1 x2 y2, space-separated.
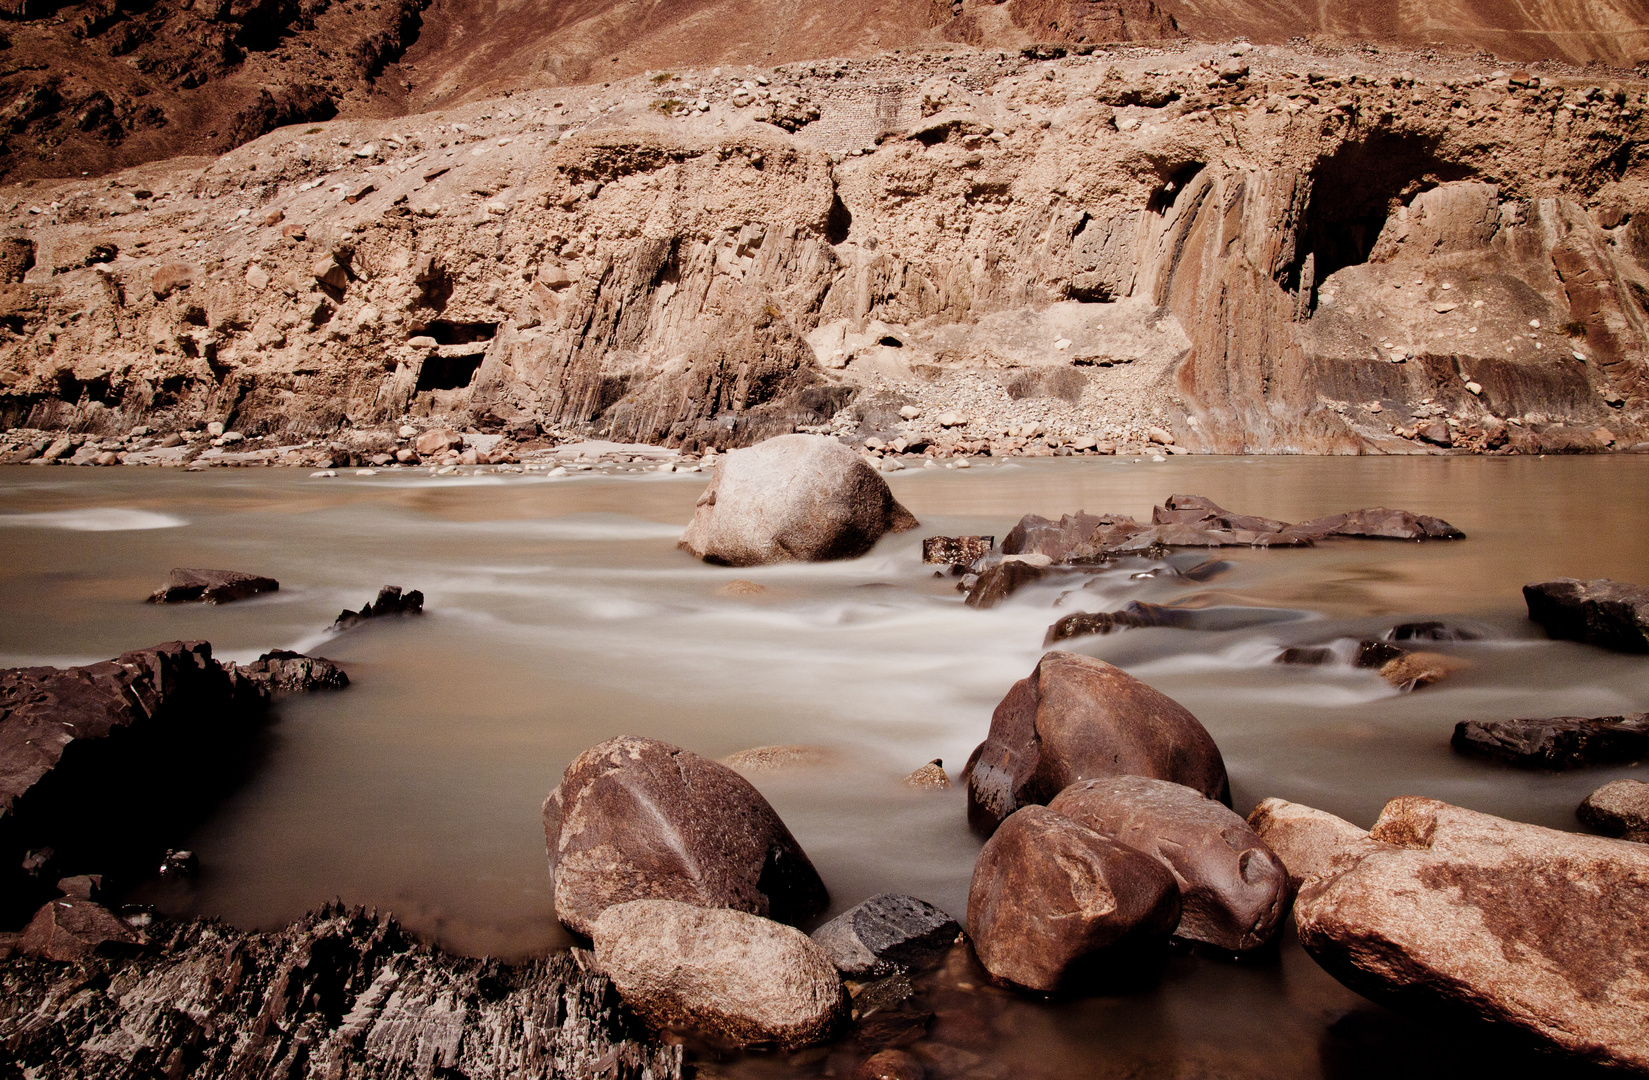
3 455 1647 1078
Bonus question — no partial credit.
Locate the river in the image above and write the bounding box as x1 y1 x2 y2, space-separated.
2 454 1646 1078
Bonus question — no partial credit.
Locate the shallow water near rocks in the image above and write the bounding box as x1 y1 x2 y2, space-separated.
2 455 1647 1078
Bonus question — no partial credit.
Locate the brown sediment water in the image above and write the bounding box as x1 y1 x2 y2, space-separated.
2 455 1647 1078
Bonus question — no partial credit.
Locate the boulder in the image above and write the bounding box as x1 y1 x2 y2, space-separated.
1283 508 1464 541
1577 780 1649 841
544 736 828 936
1247 797 1391 890
19 897 139 960
1001 512 1115 562
413 427 463 456
1047 777 1290 951
1451 713 1649 768
147 568 279 604
964 651 1230 835
965 806 1180 993
960 559 1047 608
1524 578 1649 652
921 535 993 565
1153 494 1288 534
678 434 918 565
810 893 960 978
1269 796 1649 1073
233 650 349 694
1043 601 1197 645
333 585 424 630
591 899 844 1049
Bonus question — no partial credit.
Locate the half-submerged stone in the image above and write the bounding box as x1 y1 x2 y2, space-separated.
1578 779 1649 841
592 899 845 1050
148 568 279 604
333 585 424 629
1524 577 1649 652
544 735 828 936
1250 796 1649 1073
234 650 349 694
1451 713 1649 768
811 893 960 978
679 434 918 565
963 651 1230 835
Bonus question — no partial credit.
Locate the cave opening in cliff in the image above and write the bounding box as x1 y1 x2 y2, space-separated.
826 194 852 244
415 355 485 392
416 320 498 346
1298 135 1476 286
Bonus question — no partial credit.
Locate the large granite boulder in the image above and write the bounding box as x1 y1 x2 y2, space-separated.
1252 796 1649 1072
18 897 140 960
1578 779 1649 841
591 899 845 1049
147 568 279 604
1451 713 1649 768
810 893 960 978
678 434 918 565
963 651 1229 834
966 806 1180 993
0 641 268 922
1048 777 1290 951
543 736 828 936
1524 578 1649 652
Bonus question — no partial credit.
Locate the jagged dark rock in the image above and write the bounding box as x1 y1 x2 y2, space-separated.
235 650 350 694
0 904 684 1079
147 567 279 604
334 586 425 630
811 894 961 979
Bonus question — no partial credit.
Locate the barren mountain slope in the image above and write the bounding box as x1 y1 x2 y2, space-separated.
1159 0 1649 67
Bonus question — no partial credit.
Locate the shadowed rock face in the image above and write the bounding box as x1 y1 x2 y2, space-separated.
1524 577 1649 652
544 735 829 936
811 893 961 978
1251 796 1649 1073
964 651 1230 835
147 567 278 604
966 805 1181 993
1048 776 1291 951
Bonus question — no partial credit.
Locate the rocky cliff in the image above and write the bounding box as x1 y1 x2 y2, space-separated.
1 40 1645 455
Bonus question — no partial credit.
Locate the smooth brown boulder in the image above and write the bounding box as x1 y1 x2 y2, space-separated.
1048 776 1290 951
1578 779 1649 841
413 427 464 456
963 651 1230 835
19 897 139 960
1524 577 1649 652
1259 796 1649 1072
966 806 1180 993
679 434 918 566
544 736 828 936
147 568 279 604
591 899 844 1049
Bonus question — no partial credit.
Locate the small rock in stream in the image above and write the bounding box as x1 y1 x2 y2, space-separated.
1451 713 1649 768
1577 779 1649 841
333 585 424 629
234 650 349 694
921 536 993 566
1524 577 1649 652
812 894 961 979
148 568 279 604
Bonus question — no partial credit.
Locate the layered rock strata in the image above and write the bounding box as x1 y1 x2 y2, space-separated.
0 42 1644 454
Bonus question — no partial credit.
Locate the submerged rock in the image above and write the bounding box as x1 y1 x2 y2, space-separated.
592 899 845 1050
234 650 349 694
147 568 279 604
679 435 918 566
1265 796 1649 1073
1282 508 1465 541
0 904 683 1078
1043 601 1196 644
811 893 960 978
964 651 1230 835
1048 777 1291 952
544 736 828 936
1524 577 1649 652
1451 713 1649 768
720 744 833 772
333 585 424 629
1578 780 1649 841
966 806 1180 994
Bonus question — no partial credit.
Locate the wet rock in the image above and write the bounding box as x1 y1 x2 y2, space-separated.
921 535 993 565
1451 713 1649 768
544 736 828 936
1276 645 1335 665
0 904 683 1078
965 806 1180 993
1047 777 1291 952
1277 796 1649 1073
679 435 918 566
903 760 951 788
1577 779 1649 841
1043 601 1196 644
960 560 1047 608
0 641 267 922
333 585 424 629
233 649 349 694
855 1048 925 1080
1377 650 1467 691
1355 640 1406 668
964 651 1230 835
1284 508 1465 541
1248 797 1390 891
1385 621 1479 642
812 894 960 978
1524 577 1649 652
721 744 833 771
18 897 140 961
592 899 845 1050
1153 494 1288 534
147 567 279 604
1001 512 1114 561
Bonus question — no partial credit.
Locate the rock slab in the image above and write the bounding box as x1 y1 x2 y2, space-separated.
544 735 828 936
811 893 960 978
964 651 1230 834
966 806 1180 993
1259 796 1649 1073
1451 713 1649 768
1524 578 1649 652
679 434 918 565
592 899 844 1049
147 568 279 604
1048 776 1290 951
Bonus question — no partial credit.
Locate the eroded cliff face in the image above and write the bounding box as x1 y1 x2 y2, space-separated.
1 41 1645 454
